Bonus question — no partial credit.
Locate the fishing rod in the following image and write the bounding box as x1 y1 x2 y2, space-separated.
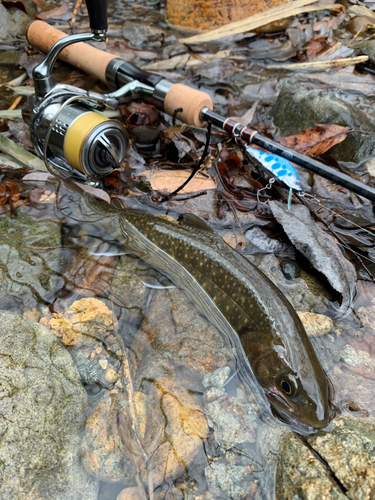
25 4 375 203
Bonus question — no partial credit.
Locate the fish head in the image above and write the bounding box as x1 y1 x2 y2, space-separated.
266 365 332 434
243 330 332 434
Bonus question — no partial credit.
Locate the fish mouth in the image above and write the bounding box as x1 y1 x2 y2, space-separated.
267 393 325 436
271 405 317 436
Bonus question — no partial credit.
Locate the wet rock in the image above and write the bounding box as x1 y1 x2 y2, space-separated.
277 416 375 499
82 393 137 484
40 298 122 387
205 395 257 451
131 288 233 390
272 88 375 163
117 486 144 500
0 311 96 499
0 209 62 310
276 432 346 500
165 0 286 30
297 311 333 337
255 254 332 314
110 255 150 345
0 4 31 42
308 416 375 498
203 368 258 451
205 461 255 500
340 337 375 379
328 364 375 413
356 39 375 66
138 377 209 486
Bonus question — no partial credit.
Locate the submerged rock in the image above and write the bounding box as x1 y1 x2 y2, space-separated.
277 416 375 499
308 416 375 498
276 432 346 500
138 377 209 487
272 88 375 164
81 394 137 484
0 209 62 311
131 287 233 390
205 461 255 500
0 311 96 499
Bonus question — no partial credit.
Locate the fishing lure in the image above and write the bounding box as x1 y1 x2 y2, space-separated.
246 146 303 209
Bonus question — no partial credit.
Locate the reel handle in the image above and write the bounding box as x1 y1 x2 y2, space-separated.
86 0 108 32
27 21 116 83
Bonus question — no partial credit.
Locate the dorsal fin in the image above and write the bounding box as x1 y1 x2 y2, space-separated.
178 213 215 233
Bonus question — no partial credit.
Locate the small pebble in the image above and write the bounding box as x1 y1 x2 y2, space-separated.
297 311 333 337
99 359 108 370
104 365 118 384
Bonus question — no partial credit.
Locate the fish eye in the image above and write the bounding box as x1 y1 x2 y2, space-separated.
279 376 297 397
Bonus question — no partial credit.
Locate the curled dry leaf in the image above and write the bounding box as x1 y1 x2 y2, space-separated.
269 201 357 315
228 100 258 127
340 337 375 379
138 169 216 194
277 124 351 156
0 181 21 206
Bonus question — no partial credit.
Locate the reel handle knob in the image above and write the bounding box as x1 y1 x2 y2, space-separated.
86 0 108 32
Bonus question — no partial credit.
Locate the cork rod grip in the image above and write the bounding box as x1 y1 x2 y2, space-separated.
26 21 116 83
164 84 213 127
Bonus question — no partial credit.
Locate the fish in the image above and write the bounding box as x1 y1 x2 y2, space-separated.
246 146 303 193
59 181 332 434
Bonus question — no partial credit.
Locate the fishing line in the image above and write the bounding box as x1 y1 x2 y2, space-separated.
159 118 212 202
297 193 375 282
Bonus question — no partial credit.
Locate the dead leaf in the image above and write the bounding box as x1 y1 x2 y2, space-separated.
306 38 331 59
120 102 159 127
138 169 216 194
229 101 258 127
36 2 69 19
348 5 375 20
269 200 357 316
340 337 375 379
0 181 21 206
278 124 351 156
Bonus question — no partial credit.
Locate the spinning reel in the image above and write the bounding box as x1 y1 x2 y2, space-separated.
23 0 129 182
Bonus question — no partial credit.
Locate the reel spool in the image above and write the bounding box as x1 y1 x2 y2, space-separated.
25 86 128 180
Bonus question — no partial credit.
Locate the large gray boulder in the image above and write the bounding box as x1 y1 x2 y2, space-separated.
0 311 98 499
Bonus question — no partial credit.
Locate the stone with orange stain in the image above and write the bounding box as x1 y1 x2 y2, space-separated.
40 297 114 347
165 0 287 31
81 394 137 484
138 377 209 486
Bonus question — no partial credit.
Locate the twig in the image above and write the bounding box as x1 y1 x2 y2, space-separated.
71 0 83 26
265 55 369 71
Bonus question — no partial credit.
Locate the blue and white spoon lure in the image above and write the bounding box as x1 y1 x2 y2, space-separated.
246 146 303 208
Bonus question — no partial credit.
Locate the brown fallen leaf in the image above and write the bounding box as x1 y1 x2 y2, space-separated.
0 181 21 206
36 2 69 19
340 337 375 379
277 124 351 156
138 169 216 194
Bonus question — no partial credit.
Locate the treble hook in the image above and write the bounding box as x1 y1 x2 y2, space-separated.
257 177 276 205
